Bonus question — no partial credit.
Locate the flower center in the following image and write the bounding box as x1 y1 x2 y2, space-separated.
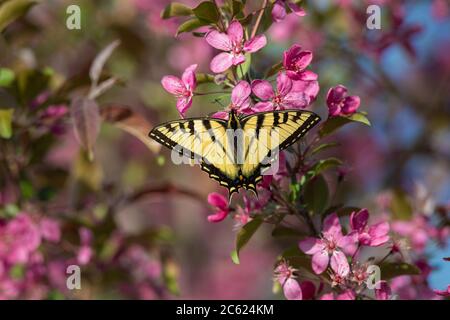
273 94 283 105
232 41 243 55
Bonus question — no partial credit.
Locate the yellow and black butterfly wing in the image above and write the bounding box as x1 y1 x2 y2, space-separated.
149 118 240 194
239 110 321 192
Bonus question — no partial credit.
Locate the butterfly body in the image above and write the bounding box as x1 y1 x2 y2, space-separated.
149 109 320 199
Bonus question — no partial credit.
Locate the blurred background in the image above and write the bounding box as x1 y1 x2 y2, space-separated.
0 0 448 299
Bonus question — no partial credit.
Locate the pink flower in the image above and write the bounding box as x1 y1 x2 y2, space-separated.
213 81 255 119
283 44 317 81
274 261 315 300
77 227 93 265
434 285 450 297
0 214 41 264
272 0 306 22
207 193 230 223
350 209 390 247
391 216 434 253
299 213 355 276
252 72 308 111
206 21 266 73
291 79 319 106
39 218 61 243
320 289 356 300
326 85 360 116
375 281 392 300
161 64 197 117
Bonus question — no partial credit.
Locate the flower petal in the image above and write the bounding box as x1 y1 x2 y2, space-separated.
252 101 274 112
232 53 246 65
322 213 343 240
330 250 350 277
272 1 287 22
298 70 318 81
276 72 293 97
350 208 369 232
294 50 313 70
336 289 355 300
375 281 392 300
207 210 228 223
227 20 243 44
207 192 228 210
251 80 274 100
337 233 357 254
181 64 197 90
282 91 308 109
244 35 267 53
341 95 360 114
326 85 347 105
282 278 303 300
205 30 232 51
311 250 329 274
210 52 234 73
299 281 315 300
161 76 185 95
176 97 192 117
299 237 325 255
288 2 306 17
232 81 252 107
283 44 303 68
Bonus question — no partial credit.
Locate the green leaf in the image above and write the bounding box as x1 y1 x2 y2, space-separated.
230 0 244 17
237 53 251 78
390 189 413 220
336 206 361 217
0 68 15 87
161 2 192 19
303 174 329 214
380 262 421 280
233 217 263 264
311 157 342 175
0 108 13 139
272 225 303 238
348 112 371 126
278 246 312 271
265 61 283 78
238 12 253 26
310 142 339 156
176 18 209 36
193 1 219 23
9 264 25 279
196 73 215 84
0 0 37 32
319 113 370 138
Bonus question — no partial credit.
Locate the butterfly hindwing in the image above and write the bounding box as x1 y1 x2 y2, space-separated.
239 110 321 187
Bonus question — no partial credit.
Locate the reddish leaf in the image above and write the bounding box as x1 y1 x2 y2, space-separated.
71 97 101 160
100 104 161 153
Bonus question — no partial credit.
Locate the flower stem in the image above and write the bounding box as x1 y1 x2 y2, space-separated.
251 0 268 38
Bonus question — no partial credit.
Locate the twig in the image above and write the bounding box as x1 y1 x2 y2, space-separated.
251 0 268 38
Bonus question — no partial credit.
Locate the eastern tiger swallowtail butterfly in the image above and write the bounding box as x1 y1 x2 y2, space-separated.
149 109 320 199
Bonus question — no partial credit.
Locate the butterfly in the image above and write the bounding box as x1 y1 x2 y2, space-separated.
149 109 320 199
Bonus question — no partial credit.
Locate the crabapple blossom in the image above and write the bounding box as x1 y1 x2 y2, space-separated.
213 81 252 119
350 209 390 247
206 21 266 73
283 44 317 81
299 213 355 276
326 85 361 116
207 192 230 223
272 0 306 22
161 64 197 117
252 72 309 111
